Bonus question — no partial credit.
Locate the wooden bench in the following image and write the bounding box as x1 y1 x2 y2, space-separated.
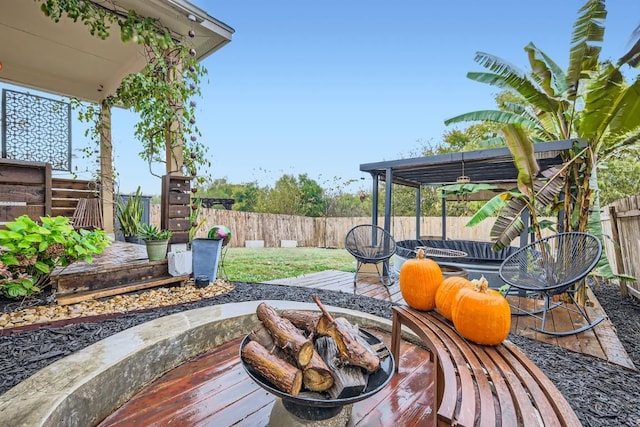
390 305 582 427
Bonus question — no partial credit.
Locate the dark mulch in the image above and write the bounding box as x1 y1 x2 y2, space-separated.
1 281 639 426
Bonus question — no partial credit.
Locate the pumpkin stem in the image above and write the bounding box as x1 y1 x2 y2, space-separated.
416 248 425 260
473 275 490 293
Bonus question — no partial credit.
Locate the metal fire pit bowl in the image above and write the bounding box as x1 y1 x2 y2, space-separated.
240 329 395 421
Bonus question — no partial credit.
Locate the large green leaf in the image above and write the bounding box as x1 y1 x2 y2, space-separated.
467 64 560 113
502 124 539 197
605 77 640 139
465 192 510 227
536 111 565 140
490 197 527 250
444 110 537 128
525 42 569 97
471 52 561 111
579 63 624 143
566 0 606 95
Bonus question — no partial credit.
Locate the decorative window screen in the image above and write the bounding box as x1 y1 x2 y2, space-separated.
1 89 72 171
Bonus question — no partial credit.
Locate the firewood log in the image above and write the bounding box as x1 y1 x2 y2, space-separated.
312 295 381 373
302 350 334 392
279 309 331 336
249 323 296 365
316 336 368 399
279 310 322 334
256 302 314 367
241 340 303 396
250 320 332 392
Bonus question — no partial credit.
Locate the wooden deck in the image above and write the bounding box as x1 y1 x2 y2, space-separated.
99 330 435 426
267 270 636 371
87 252 635 426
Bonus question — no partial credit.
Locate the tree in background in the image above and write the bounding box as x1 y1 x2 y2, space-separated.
597 148 640 206
442 121 504 152
200 178 262 212
255 174 324 217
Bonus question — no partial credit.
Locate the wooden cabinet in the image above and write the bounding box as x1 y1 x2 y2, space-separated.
161 175 192 244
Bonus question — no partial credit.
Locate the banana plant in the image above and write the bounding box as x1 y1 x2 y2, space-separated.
466 124 572 250
445 0 640 235
444 0 640 301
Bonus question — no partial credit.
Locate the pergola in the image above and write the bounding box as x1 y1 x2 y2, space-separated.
0 0 233 233
359 139 580 243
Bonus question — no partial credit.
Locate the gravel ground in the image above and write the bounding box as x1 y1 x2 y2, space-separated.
0 280 639 426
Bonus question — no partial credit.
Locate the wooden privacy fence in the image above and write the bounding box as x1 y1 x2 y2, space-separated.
150 204 511 249
601 195 640 300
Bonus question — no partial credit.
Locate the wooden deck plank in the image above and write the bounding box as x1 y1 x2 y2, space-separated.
349 336 436 426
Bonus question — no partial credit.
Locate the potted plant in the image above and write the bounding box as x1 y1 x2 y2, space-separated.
116 186 144 243
192 225 232 285
139 223 172 261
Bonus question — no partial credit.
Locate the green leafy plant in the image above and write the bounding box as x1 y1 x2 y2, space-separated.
0 215 111 298
38 1 209 183
139 224 172 241
116 186 144 237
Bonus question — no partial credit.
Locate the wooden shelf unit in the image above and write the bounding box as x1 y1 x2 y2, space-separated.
161 175 193 244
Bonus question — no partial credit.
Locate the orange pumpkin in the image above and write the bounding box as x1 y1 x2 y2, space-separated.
399 248 443 311
452 276 510 345
435 276 473 321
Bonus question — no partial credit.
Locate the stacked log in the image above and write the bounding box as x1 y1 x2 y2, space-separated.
240 297 385 398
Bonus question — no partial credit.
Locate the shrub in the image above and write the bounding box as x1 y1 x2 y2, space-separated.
0 215 111 298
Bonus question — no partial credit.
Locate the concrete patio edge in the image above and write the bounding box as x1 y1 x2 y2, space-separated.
0 301 393 427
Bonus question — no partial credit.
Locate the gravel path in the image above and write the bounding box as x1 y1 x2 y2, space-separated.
1 280 639 426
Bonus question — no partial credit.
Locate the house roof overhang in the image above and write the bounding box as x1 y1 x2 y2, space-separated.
0 0 234 103
359 139 581 190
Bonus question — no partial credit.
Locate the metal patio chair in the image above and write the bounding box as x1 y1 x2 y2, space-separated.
344 224 397 295
499 232 604 336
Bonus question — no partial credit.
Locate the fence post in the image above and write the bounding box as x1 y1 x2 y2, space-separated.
608 205 629 297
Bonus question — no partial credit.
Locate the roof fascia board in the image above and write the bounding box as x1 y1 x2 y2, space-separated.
360 139 582 174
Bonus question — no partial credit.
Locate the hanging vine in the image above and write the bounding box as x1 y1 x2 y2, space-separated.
38 0 209 183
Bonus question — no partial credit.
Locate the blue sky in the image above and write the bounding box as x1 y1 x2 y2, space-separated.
2 1 639 195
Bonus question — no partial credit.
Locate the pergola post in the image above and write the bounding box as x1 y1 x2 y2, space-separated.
165 56 184 176
99 102 115 234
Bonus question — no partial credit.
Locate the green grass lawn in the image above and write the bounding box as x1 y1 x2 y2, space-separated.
220 247 356 283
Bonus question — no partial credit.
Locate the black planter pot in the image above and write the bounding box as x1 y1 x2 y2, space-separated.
195 275 209 288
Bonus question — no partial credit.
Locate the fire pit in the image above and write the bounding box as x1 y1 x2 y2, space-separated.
240 328 395 423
